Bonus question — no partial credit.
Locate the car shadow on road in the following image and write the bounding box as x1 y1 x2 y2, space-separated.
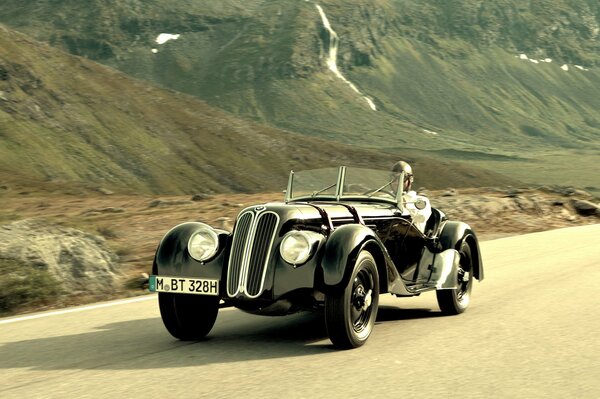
0 312 326 371
376 306 443 322
0 306 442 371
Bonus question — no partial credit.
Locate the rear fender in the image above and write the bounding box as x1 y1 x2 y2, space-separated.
438 221 484 281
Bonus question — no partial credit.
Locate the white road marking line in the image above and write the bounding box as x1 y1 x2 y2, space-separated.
0 295 157 325
0 295 236 325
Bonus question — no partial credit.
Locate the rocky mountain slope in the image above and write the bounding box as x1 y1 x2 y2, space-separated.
2 0 598 190
1 25 515 195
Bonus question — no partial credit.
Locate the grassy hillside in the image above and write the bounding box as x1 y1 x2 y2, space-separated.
0 25 516 194
1 1 599 190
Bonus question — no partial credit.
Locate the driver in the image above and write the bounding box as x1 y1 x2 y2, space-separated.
391 161 432 234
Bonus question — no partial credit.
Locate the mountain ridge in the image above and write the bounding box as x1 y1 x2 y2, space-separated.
0 24 516 194
1 1 599 190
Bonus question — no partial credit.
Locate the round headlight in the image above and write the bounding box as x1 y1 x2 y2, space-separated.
188 226 219 262
280 231 322 266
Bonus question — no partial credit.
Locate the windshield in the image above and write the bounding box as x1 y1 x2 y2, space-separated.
286 166 402 203
287 167 340 200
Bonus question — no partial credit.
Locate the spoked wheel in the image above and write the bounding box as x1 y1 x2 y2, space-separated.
158 293 219 340
325 251 379 349
436 241 474 315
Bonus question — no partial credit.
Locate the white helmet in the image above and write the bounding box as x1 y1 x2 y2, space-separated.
391 161 414 191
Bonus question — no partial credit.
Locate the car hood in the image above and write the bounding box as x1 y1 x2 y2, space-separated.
235 201 399 223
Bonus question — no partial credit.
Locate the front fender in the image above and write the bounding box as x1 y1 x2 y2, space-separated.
320 224 392 292
438 221 484 281
153 222 229 281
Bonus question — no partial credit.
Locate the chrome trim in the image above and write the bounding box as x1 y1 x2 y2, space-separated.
242 211 280 298
285 170 294 203
226 211 255 297
238 212 260 295
396 171 405 212
227 210 280 298
335 166 345 201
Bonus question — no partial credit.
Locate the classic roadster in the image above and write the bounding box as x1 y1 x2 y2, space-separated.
150 166 483 348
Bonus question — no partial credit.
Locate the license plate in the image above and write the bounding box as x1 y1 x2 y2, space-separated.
149 275 219 296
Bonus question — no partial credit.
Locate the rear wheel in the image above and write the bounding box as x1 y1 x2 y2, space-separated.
436 241 473 315
158 293 219 340
325 251 379 349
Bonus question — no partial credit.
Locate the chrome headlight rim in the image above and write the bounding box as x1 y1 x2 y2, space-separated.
279 230 323 266
187 224 220 262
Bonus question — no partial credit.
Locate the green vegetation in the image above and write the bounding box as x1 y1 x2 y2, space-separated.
0 25 516 194
0 258 63 315
0 0 599 191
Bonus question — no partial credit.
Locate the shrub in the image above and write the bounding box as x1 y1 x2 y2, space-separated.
0 258 63 315
97 226 118 239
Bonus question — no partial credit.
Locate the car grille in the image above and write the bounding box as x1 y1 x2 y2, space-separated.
227 211 280 298
226 212 253 296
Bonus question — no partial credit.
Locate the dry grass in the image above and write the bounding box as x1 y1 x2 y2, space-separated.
0 182 597 316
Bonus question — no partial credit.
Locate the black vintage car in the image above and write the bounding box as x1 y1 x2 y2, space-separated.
150 166 483 348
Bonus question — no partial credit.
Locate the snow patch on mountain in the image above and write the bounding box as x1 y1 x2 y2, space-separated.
516 54 590 72
155 33 180 45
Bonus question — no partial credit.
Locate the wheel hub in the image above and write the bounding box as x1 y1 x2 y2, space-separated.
352 286 372 311
362 290 372 311
461 271 470 282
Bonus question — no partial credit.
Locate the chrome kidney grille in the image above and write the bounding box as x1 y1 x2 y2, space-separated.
227 211 280 298
226 212 253 296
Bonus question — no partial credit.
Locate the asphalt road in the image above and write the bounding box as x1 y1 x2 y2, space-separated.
1 224 599 399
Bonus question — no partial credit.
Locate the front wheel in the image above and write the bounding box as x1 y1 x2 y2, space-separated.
325 251 379 349
436 241 473 315
158 293 219 340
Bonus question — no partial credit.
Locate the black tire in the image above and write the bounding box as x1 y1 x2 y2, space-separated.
325 251 379 349
158 293 219 340
436 240 474 315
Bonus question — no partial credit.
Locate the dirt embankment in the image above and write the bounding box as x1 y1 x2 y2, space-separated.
0 185 597 315
425 186 599 240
